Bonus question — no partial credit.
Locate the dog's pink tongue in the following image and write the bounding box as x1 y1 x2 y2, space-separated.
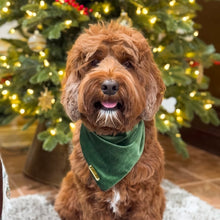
101 101 117 109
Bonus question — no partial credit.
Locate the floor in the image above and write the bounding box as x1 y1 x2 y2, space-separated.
0 120 220 209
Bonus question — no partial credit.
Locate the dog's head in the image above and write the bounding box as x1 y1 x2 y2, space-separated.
62 22 165 135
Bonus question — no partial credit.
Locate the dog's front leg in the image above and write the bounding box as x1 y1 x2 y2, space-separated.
55 171 82 220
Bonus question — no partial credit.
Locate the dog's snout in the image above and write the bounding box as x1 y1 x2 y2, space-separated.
101 80 119 96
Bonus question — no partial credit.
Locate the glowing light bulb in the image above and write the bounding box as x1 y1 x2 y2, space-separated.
182 16 189 21
51 98 56 104
104 6 109 14
164 120 169 125
157 45 164 52
94 12 101 18
26 10 33 16
40 1 45 7
49 72 53 76
5 80 11 86
136 7 141 15
176 109 181 115
44 59 50 67
0 56 7 61
194 31 199 37
14 62 21 67
189 91 196 97
153 48 158 53
169 0 176 6
2 90 8 95
9 28 15 34
50 129 56 136
19 109 25 114
164 64 170 70
11 94 17 100
27 89 34 95
2 7 9 13
6 1 11 6
65 20 72 26
194 70 199 76
70 122 76 130
177 116 183 122
150 16 157 24
160 114 166 120
189 0 195 3
0 84 3 89
58 70 64 76
35 109 40 114
57 118 62 122
176 133 181 138
39 51 46 57
204 104 212 110
142 8 148 15
12 104 18 108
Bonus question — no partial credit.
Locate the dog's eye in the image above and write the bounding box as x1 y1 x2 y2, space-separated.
123 60 133 69
90 59 100 67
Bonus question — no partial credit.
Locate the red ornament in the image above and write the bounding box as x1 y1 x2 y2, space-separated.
213 60 220 65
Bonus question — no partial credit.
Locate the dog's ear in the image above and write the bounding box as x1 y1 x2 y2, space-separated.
61 45 82 122
140 43 165 121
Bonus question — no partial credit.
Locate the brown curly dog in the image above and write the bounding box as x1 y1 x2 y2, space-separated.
55 21 166 220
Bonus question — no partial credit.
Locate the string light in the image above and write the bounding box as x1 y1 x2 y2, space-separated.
26 10 36 17
194 70 199 76
136 7 141 15
9 28 15 34
14 62 21 67
19 108 25 114
104 5 109 14
58 70 64 76
44 59 50 67
94 12 101 18
11 94 17 100
70 122 76 130
35 109 40 114
2 7 9 13
49 72 53 76
27 89 34 95
0 84 3 89
177 116 183 123
189 91 196 97
204 104 212 110
182 16 189 21
160 114 166 120
164 64 170 70
189 0 195 3
176 133 181 138
39 51 46 57
51 98 56 104
50 128 56 136
6 1 11 6
0 56 7 61
194 31 199 37
65 20 72 26
57 118 62 123
169 0 176 7
5 80 11 86
142 8 148 15
2 90 8 96
40 1 46 8
149 16 157 24
154 45 165 53
164 120 170 125
12 104 18 108
175 109 181 115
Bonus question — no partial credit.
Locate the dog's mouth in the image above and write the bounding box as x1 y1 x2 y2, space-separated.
94 101 123 111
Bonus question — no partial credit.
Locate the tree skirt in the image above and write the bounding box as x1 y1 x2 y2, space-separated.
6 180 220 220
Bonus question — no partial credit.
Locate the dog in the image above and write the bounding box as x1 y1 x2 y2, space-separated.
55 21 166 220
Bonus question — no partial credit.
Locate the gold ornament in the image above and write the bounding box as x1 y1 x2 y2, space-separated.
117 11 133 27
28 30 46 52
38 88 54 111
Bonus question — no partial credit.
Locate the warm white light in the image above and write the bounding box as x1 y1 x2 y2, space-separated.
104 6 109 13
194 31 199 37
27 89 34 95
50 129 56 136
164 120 169 125
44 59 50 67
49 72 53 76
14 62 21 67
189 91 196 97
157 46 164 52
19 109 25 114
26 10 33 16
176 133 181 138
164 64 170 70
189 0 195 3
2 7 9 13
136 7 141 15
40 1 45 7
57 118 62 122
94 12 101 18
11 94 17 100
12 104 18 108
58 70 64 76
2 90 8 95
5 80 11 86
194 70 199 75
142 8 148 15
9 28 15 34
39 51 46 57
177 116 183 122
153 48 158 53
6 1 11 6
51 98 56 104
70 122 76 130
175 109 181 115
65 20 72 26
0 56 7 61
160 114 166 120
182 16 189 21
150 16 157 24
0 84 3 89
204 104 212 110
169 0 176 6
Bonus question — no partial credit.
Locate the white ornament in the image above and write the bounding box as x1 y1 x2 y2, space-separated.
28 30 46 52
161 97 177 113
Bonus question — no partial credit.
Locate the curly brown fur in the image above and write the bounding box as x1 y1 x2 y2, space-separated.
55 21 166 220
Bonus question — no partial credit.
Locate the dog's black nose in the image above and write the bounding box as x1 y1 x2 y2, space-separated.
101 80 119 96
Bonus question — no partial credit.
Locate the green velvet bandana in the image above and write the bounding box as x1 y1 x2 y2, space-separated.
80 120 145 191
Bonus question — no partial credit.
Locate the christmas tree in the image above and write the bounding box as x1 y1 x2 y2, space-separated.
0 0 219 156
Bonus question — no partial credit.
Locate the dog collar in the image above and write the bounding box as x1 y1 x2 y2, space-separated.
80 120 145 191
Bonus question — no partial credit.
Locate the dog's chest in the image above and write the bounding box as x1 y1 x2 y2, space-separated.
108 188 121 214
